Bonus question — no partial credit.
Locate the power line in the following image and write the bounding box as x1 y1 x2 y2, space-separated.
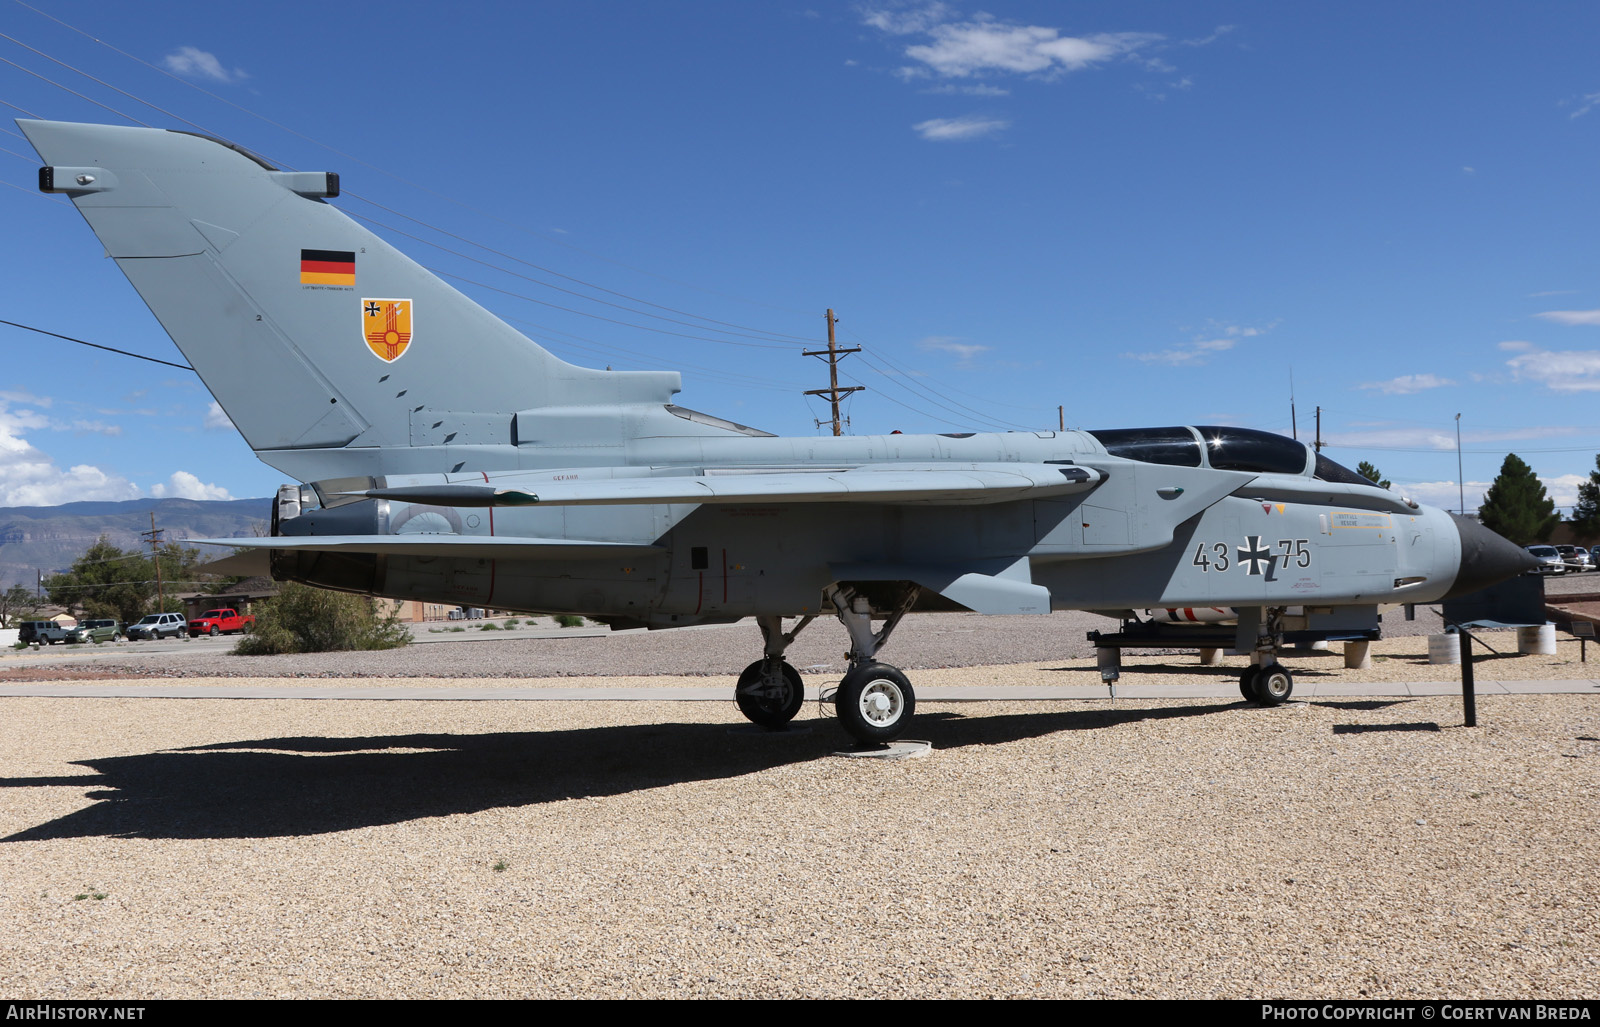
425 267 796 349
0 319 194 370
344 207 808 347
10 0 819 321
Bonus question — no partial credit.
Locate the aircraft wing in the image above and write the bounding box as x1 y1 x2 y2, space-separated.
345 463 1100 508
189 535 663 559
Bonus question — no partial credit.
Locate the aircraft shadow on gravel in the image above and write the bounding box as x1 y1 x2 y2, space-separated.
0 702 1239 841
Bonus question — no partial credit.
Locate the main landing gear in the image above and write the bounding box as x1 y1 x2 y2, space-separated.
730 585 921 744
827 585 919 744
1238 606 1294 706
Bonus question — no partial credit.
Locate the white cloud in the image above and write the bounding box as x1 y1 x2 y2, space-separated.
909 22 1159 78
1498 340 1534 351
66 420 121 436
204 401 235 432
1358 373 1455 395
162 46 246 84
1540 473 1588 510
912 115 1009 141
1504 346 1600 391
862 3 954 36
148 471 233 502
922 83 1011 96
1397 480 1491 514
1367 473 1583 515
1534 309 1600 326
1567 91 1600 119
0 389 51 407
918 336 990 364
0 398 230 507
864 6 1161 80
1327 425 1577 451
1180 26 1236 48
0 400 139 506
1123 322 1265 366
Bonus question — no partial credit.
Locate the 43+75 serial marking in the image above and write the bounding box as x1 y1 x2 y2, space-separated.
1192 535 1311 576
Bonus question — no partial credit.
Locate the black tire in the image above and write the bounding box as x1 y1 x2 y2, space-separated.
835 663 915 744
1253 662 1293 705
209 625 220 636
1239 667 1259 702
734 658 804 729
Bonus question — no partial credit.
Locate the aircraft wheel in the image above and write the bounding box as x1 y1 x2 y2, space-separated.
734 658 804 729
1253 662 1294 706
1239 667 1260 702
835 662 915 744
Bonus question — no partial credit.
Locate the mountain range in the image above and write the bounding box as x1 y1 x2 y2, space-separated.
0 497 269 590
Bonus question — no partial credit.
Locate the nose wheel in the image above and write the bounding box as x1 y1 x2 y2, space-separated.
835 663 916 744
1241 662 1294 705
735 657 805 729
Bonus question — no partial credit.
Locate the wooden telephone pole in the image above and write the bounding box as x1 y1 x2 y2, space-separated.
803 309 863 436
141 512 165 614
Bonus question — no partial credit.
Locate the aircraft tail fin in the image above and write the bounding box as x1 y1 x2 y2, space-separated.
21 120 725 481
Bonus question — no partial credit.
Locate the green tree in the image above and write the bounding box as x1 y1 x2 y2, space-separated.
233 582 410 655
1570 454 1600 542
1477 453 1558 545
0 584 37 628
1356 461 1391 489
44 537 154 624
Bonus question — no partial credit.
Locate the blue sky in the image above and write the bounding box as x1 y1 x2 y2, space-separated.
2 1 1598 513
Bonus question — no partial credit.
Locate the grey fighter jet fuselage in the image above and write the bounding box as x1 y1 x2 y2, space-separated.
20 119 1533 743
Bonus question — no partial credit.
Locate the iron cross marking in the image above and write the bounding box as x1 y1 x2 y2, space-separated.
1238 535 1273 576
364 302 381 316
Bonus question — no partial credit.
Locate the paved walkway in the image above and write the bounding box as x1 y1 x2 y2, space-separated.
0 679 1595 701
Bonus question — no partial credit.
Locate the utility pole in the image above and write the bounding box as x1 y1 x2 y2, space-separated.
803 309 863 437
141 512 165 614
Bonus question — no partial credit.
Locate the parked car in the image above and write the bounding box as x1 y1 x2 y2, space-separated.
1592 545 1600 567
125 612 188 640
187 608 254 637
1556 545 1591 573
1525 545 1566 575
67 618 122 644
17 620 74 645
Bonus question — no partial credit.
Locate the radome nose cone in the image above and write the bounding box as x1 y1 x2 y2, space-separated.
1444 514 1539 599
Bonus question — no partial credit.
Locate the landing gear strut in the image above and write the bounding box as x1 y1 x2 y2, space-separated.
826 585 919 744
1239 606 1294 706
733 615 813 730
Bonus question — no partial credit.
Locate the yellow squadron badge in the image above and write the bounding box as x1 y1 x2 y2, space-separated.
362 298 413 362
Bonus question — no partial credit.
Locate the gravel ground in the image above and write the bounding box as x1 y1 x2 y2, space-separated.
1 575 1595 999
0 690 1595 999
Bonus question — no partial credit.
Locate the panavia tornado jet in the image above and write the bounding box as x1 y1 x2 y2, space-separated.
20 120 1534 743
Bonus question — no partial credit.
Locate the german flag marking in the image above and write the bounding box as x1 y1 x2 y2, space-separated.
301 248 355 286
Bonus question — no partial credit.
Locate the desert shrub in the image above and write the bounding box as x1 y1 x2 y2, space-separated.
234 582 410 655
555 614 585 628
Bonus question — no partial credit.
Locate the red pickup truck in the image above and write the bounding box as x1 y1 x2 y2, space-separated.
188 609 255 637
